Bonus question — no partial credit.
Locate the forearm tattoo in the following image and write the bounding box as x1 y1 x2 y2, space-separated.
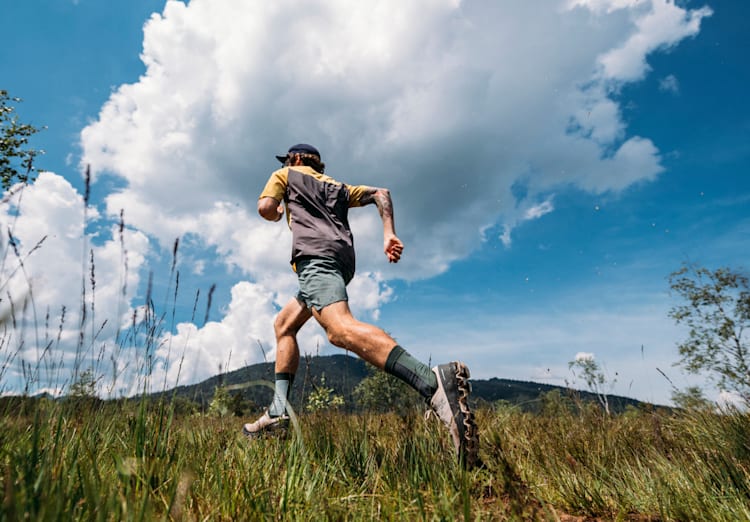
376 191 393 219
362 188 393 220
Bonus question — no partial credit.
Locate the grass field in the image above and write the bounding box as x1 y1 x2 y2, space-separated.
2 395 749 521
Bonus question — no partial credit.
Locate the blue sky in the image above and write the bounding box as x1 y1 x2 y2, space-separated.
1 0 748 405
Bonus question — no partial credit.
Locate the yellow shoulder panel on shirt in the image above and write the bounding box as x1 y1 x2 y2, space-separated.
259 168 289 201
260 166 362 204
347 184 370 207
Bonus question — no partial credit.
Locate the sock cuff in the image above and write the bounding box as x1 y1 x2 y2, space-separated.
384 345 406 374
275 372 294 381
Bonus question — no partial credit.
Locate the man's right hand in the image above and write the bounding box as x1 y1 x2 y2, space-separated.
384 235 404 263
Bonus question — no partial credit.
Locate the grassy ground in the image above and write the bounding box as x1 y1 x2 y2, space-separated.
1 397 749 521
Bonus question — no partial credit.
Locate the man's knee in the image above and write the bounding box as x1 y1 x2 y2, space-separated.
314 301 358 347
275 314 299 338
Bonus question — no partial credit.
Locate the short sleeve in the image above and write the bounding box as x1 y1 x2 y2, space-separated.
346 184 370 208
259 168 288 201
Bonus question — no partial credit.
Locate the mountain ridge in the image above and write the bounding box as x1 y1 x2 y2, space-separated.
158 353 649 413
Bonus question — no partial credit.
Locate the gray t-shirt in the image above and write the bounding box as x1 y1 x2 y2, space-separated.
259 166 369 278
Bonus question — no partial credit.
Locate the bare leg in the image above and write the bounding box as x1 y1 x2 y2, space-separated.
274 298 312 374
312 300 396 368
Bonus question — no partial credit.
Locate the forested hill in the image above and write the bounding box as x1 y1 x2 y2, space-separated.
159 354 647 413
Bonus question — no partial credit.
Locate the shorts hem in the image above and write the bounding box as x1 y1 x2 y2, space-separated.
311 297 348 314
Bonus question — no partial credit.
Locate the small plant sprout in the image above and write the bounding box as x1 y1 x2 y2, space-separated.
305 374 344 413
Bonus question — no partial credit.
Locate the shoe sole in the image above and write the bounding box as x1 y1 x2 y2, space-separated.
453 362 479 469
242 419 289 440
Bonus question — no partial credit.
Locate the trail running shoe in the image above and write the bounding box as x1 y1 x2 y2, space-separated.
429 362 479 469
242 411 289 439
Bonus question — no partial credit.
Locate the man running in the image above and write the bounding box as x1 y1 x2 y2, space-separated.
243 143 478 466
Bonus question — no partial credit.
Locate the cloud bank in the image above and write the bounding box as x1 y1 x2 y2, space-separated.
4 0 713 393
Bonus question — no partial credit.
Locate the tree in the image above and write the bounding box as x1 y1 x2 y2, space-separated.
539 389 574 417
208 385 232 417
568 353 617 415
1 90 44 189
170 396 199 416
670 386 711 411
69 368 97 398
229 391 254 417
669 263 750 404
353 367 422 415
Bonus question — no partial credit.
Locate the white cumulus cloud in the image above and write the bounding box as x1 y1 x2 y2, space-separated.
80 0 712 280
6 0 710 392
659 74 680 94
0 173 150 395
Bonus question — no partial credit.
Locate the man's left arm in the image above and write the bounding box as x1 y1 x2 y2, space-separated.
258 169 288 222
356 186 404 263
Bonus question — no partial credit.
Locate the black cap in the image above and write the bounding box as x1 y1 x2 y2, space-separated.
275 143 321 164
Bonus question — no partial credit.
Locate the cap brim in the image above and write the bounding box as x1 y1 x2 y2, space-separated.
275 154 288 163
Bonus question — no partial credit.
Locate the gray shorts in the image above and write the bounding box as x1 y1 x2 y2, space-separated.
295 257 353 312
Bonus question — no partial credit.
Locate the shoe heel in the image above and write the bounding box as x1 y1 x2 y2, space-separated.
454 361 471 380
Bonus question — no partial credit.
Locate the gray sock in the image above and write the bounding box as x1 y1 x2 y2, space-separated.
268 372 294 417
384 345 438 399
